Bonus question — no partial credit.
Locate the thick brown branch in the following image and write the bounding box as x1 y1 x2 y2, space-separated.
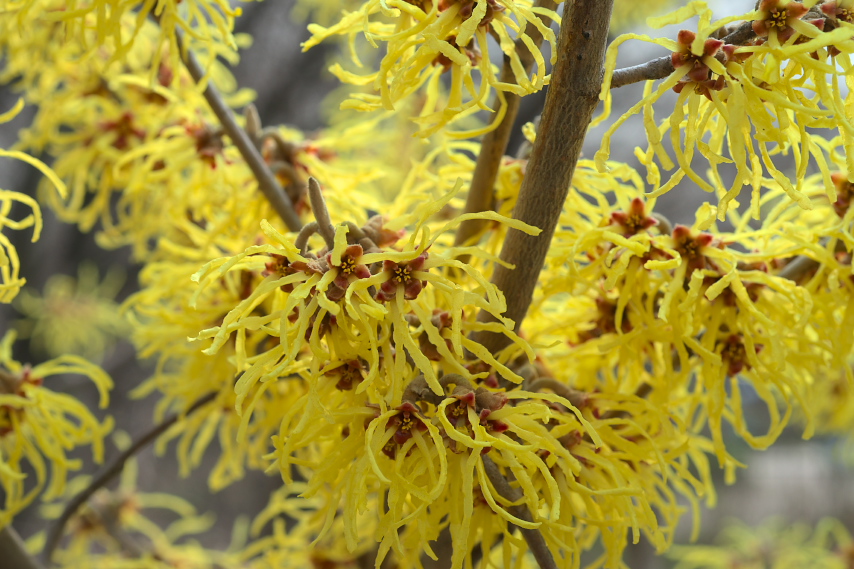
174 33 303 232
482 455 558 569
474 0 615 355
43 392 217 564
454 0 558 249
0 526 44 569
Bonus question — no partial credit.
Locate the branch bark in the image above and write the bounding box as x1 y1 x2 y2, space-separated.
0 526 44 569
43 391 217 564
454 0 558 249
482 455 557 569
174 32 303 232
474 0 615 355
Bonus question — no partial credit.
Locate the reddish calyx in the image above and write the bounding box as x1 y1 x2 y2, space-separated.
670 30 734 99
610 198 658 236
375 252 429 302
672 225 719 273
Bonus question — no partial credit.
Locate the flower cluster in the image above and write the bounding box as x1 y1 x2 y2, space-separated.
302 0 559 136
2 0 854 568
597 1 854 219
6 0 243 76
530 158 854 467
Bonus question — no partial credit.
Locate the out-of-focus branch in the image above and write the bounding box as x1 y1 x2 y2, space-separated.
43 392 217 564
174 32 303 232
0 526 44 569
474 0 615 355
778 255 820 282
454 0 558 249
482 455 557 569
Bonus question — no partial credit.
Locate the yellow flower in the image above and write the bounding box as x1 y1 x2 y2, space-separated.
303 0 559 137
0 332 113 528
595 1 854 219
6 0 242 74
0 99 67 303
14 262 128 361
192 185 539 422
527 158 854 468
2 10 257 258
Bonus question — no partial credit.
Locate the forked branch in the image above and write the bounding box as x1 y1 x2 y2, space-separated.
475 0 615 354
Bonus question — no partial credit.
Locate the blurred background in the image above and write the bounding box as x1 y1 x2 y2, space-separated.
1 0 852 567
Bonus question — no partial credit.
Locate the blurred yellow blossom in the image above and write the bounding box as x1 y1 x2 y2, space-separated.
670 517 854 569
14 263 129 361
0 332 112 528
302 0 559 137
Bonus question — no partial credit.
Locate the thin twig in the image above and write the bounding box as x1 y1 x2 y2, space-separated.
454 0 558 250
43 391 217 564
609 55 675 89
609 11 837 90
174 32 303 232
308 177 335 249
0 526 44 569
481 455 558 569
295 221 320 253
474 0 615 356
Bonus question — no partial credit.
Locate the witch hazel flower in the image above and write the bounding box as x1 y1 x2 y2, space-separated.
821 1 854 25
670 30 727 96
375 252 429 302
610 198 659 236
752 0 810 44
326 243 372 301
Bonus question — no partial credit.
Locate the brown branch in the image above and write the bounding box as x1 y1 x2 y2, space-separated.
474 0 615 355
482 455 558 569
526 377 589 409
43 391 218 564
609 55 674 89
174 32 303 232
0 526 44 569
454 0 558 249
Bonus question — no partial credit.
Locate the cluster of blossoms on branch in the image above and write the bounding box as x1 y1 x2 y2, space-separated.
0 0 853 568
